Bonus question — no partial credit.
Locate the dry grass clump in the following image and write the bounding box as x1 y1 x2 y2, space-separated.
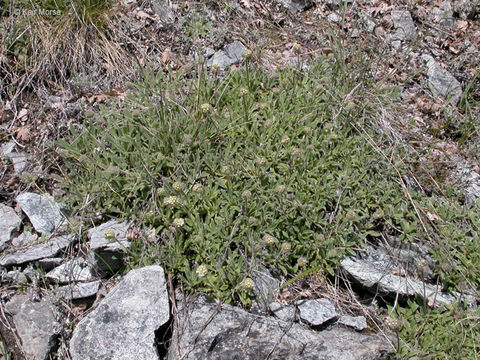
1 0 136 99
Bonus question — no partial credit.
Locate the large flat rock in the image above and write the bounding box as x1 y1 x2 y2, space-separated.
87 220 131 253
297 298 338 326
0 234 75 266
391 10 416 41
422 55 462 104
208 41 247 69
69 265 170 360
46 257 98 284
168 295 393 360
5 295 59 360
56 280 102 300
0 204 21 251
341 251 476 307
16 192 65 235
87 220 132 274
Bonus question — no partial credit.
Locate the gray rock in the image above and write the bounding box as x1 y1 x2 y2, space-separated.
3 270 28 284
37 257 64 271
208 41 247 69
391 10 416 41
152 0 175 23
204 47 215 59
47 95 63 104
328 12 343 23
56 280 102 300
359 12 376 33
88 220 131 252
46 257 97 284
0 141 15 157
341 255 475 308
6 152 29 174
69 265 169 360
422 55 462 104
0 234 75 266
16 192 65 235
432 3 455 28
297 298 338 326
453 156 480 202
23 267 40 282
168 295 393 360
338 315 368 331
5 295 59 360
11 231 38 248
66 102 82 117
325 0 353 9
269 301 296 322
87 220 132 274
251 265 280 312
454 0 478 19
278 0 314 12
0 204 21 251
391 40 402 50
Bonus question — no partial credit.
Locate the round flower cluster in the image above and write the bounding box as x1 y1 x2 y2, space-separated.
291 147 301 158
345 209 356 221
163 196 181 207
248 216 256 225
329 133 339 141
172 182 184 192
157 187 166 196
275 185 286 193
292 43 301 53
172 218 185 228
281 243 291 252
240 88 249 96
192 183 203 193
264 119 273 128
183 134 193 146
384 317 401 331
200 103 212 114
297 257 307 267
256 157 266 166
242 49 252 60
221 165 231 175
240 278 254 290
242 190 252 199
263 234 276 245
281 135 290 144
104 230 116 242
316 233 325 242
196 265 208 278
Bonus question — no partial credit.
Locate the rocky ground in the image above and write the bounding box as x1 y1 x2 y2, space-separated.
0 0 479 359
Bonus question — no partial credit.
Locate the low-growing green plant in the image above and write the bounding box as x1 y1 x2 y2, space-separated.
178 10 213 41
390 300 480 359
58 50 479 308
